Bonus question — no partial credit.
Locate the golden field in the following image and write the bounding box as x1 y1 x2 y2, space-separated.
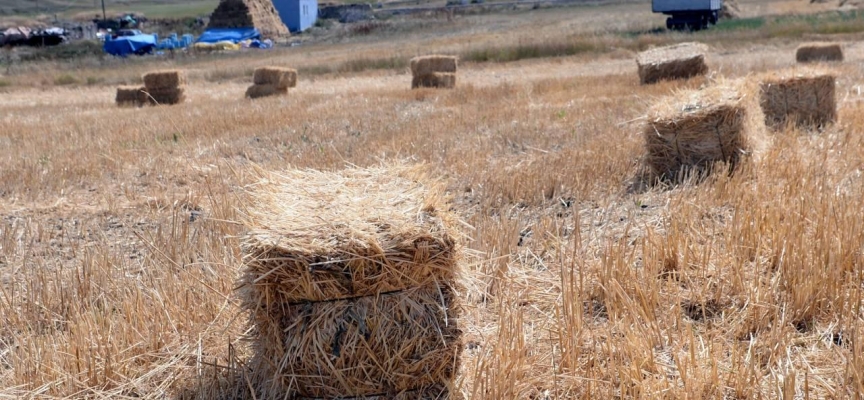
3 0 864 398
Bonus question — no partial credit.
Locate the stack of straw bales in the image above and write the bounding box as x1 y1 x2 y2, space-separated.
410 55 457 89
758 68 836 130
208 0 290 38
643 80 766 180
245 67 297 99
239 166 463 399
796 42 843 63
636 42 709 85
142 70 186 105
115 85 146 107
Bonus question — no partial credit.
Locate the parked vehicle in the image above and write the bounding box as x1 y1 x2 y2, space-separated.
652 0 722 31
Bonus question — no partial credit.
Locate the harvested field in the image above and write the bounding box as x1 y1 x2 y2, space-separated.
4 4 864 400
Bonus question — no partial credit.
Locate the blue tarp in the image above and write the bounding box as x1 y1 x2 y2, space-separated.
195 27 260 44
103 34 157 57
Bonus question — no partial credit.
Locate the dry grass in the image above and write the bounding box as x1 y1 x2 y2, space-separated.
3 3 864 399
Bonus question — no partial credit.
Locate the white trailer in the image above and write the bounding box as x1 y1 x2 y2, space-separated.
652 0 722 30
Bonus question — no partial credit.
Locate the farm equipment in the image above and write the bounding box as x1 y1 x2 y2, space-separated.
652 0 722 31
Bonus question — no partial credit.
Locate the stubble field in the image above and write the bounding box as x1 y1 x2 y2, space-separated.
3 0 864 398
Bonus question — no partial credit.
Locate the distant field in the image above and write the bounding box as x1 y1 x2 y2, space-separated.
0 0 218 19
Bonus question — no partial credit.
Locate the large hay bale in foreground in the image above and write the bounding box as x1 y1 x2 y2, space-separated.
412 72 457 89
240 166 463 399
758 68 836 130
245 84 288 99
142 87 186 105
142 70 185 90
636 42 709 85
410 55 458 76
115 86 146 107
796 42 843 63
250 285 461 399
643 81 766 180
253 67 297 89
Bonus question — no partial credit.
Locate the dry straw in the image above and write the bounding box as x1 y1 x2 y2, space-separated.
208 0 290 38
636 42 709 85
253 67 297 89
249 285 462 399
142 70 185 90
239 165 464 398
643 79 766 180
245 84 288 99
240 165 460 302
412 72 457 89
796 42 843 63
758 67 836 130
410 55 458 76
115 86 146 106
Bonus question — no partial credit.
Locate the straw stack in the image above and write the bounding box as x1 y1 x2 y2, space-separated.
410 55 457 89
758 68 836 130
240 165 463 399
245 67 296 99
115 85 146 107
636 42 709 85
208 0 290 38
643 80 766 180
141 70 186 106
796 42 843 63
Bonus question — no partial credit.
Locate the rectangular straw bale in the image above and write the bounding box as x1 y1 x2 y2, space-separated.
643 80 766 180
412 72 456 89
142 70 185 90
142 87 186 105
410 55 458 76
796 42 843 63
758 68 836 130
115 86 146 106
636 42 709 85
245 84 288 99
240 165 461 304
252 67 297 89
248 284 462 399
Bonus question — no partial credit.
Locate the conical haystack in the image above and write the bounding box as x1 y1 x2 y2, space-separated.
208 0 290 38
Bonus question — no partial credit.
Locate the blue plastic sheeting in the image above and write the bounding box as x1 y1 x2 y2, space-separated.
103 34 157 57
195 28 260 44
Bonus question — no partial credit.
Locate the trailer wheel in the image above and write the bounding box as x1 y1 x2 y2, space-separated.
666 18 674 30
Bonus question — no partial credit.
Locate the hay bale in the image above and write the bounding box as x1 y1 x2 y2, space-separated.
252 67 297 89
410 55 458 76
240 165 463 398
115 85 146 106
142 87 186 105
758 68 836 130
643 80 766 180
249 285 462 399
142 70 185 90
412 72 457 89
208 0 290 38
720 0 741 18
636 42 709 85
245 84 288 99
796 42 843 63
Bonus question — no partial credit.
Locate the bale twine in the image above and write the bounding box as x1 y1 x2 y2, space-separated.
643 80 766 180
142 70 185 91
115 86 146 107
412 72 457 89
240 165 464 399
758 68 836 130
252 67 297 89
796 42 843 63
636 42 709 85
